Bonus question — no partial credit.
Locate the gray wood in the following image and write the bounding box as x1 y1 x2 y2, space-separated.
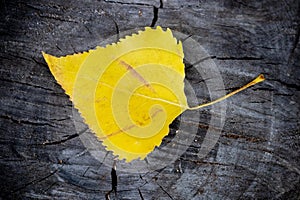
0 0 299 199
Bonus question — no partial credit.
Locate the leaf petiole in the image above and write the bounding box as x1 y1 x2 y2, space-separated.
188 74 265 110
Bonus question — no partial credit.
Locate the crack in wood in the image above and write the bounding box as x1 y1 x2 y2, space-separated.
98 7 120 40
0 115 55 127
269 79 300 90
214 56 264 61
222 133 267 143
0 77 54 92
181 158 232 167
12 169 59 193
150 0 163 27
2 52 34 63
138 188 144 200
157 182 174 200
103 0 154 7
150 6 159 27
41 128 88 145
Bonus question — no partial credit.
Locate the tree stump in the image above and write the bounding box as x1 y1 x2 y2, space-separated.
1 0 299 199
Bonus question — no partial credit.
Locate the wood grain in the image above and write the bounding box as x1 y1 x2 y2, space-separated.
0 0 299 199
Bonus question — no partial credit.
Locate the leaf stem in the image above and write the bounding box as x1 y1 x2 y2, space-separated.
188 74 265 110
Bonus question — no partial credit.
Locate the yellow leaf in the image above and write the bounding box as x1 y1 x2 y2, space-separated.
42 26 265 162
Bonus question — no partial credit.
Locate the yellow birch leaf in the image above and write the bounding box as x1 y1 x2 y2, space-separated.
42 26 265 162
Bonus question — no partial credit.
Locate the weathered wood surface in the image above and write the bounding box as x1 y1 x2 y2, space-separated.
0 0 299 199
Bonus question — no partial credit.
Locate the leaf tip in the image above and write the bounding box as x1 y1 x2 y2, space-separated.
41 51 54 65
41 51 48 59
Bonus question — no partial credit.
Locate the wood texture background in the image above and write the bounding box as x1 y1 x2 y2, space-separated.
0 0 299 199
